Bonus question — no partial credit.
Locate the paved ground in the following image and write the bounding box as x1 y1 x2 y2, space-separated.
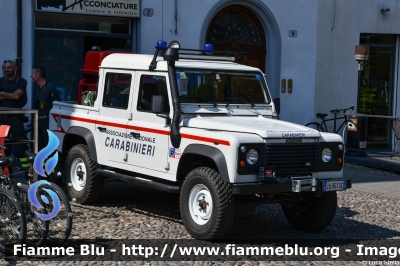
344 163 400 198
346 152 400 173
2 163 400 266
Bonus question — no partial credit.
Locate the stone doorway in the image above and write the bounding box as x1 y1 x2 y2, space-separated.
206 5 266 73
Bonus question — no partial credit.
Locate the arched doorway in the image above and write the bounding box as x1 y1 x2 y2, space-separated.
206 5 266 73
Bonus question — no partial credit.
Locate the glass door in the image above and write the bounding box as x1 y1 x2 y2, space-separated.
359 34 395 150
35 35 80 102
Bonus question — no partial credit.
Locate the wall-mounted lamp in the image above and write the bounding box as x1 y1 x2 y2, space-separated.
354 45 369 114
354 45 369 62
381 8 390 13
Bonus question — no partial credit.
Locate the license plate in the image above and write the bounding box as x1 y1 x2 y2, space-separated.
322 181 347 192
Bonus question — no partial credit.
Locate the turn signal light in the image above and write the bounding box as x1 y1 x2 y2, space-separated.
239 160 246 167
337 157 343 164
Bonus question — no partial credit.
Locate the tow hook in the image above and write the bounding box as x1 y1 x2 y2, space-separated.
292 176 317 192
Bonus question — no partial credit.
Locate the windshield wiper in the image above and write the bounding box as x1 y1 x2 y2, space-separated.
185 96 218 107
222 94 255 107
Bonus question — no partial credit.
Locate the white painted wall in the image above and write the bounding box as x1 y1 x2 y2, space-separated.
314 0 400 131
0 1 18 69
266 0 318 124
140 0 217 53
0 0 34 110
315 0 356 129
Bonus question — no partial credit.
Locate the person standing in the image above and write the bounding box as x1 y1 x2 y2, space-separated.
0 60 30 170
31 65 61 151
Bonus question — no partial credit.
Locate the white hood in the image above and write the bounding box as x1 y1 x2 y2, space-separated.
182 116 321 138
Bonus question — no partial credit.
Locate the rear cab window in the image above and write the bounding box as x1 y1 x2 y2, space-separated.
103 72 132 109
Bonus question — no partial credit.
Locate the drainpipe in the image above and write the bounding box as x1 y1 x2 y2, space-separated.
331 0 335 30
170 0 177 34
16 0 23 76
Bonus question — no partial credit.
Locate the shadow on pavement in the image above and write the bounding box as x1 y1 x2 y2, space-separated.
70 179 400 241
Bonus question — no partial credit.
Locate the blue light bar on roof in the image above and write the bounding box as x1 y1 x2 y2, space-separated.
157 40 167 56
204 43 214 55
157 40 167 49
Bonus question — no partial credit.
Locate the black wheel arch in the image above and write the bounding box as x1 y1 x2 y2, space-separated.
62 126 97 162
177 144 229 183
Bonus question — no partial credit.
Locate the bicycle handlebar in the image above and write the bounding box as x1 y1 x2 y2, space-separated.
330 106 355 114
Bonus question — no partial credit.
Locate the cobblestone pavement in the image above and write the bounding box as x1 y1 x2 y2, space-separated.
2 164 400 266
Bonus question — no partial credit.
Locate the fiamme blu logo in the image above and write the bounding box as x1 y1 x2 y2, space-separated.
27 130 61 221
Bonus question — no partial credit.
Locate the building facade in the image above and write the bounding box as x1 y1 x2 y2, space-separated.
1 0 400 150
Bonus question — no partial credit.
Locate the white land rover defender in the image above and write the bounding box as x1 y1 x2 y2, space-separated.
50 41 351 239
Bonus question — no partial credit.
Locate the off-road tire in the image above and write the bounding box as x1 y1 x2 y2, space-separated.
282 191 337 232
64 144 103 204
180 167 235 239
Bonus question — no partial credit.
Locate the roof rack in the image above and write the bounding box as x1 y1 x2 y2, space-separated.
149 43 248 71
178 48 247 63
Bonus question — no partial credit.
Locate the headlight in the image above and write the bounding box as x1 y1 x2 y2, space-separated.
322 148 333 162
246 149 259 165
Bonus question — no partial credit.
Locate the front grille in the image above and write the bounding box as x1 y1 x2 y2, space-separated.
265 143 320 177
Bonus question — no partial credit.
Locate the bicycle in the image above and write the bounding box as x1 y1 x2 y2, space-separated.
305 106 355 144
0 144 49 248
0 147 28 254
10 119 72 246
0 145 72 247
24 150 73 245
0 187 27 255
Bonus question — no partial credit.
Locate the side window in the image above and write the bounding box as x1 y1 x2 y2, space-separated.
102 72 131 109
137 75 170 113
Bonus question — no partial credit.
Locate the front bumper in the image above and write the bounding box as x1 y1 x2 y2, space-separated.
232 177 352 195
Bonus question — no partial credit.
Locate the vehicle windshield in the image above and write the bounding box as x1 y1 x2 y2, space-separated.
175 69 270 106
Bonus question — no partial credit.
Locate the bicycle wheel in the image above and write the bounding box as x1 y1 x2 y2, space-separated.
13 183 49 247
0 187 26 255
304 122 325 132
341 125 348 147
37 182 72 245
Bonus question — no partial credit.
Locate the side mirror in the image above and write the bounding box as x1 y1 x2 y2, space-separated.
151 95 164 114
273 98 280 115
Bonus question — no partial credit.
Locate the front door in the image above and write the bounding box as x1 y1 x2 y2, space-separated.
206 5 266 73
95 71 134 164
127 73 171 172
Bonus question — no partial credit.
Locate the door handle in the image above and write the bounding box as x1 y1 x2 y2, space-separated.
130 132 140 138
97 127 106 132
